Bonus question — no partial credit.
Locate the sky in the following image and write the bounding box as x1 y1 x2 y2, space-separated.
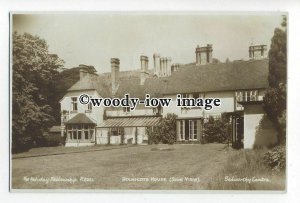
13 13 284 73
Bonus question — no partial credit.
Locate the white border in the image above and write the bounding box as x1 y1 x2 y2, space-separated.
1 0 300 203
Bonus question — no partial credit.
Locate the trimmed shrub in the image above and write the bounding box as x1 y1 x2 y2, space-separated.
36 133 63 147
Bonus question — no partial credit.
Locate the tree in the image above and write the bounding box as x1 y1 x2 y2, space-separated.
12 32 64 152
268 16 287 88
160 113 177 144
147 113 177 144
263 16 287 144
203 116 229 144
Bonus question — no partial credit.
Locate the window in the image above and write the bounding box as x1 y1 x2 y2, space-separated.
193 120 197 140
182 93 189 98
78 130 82 140
111 127 124 136
250 90 257 101
123 107 130 113
236 90 258 108
189 120 198 140
88 96 92 111
71 97 77 111
84 131 89 139
83 125 89 139
153 108 157 115
67 124 94 141
179 120 184 140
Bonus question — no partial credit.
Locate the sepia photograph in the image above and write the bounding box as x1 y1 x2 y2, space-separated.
10 12 287 191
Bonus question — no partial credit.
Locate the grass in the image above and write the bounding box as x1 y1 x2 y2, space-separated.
12 144 134 159
207 148 286 190
11 144 285 190
12 144 231 190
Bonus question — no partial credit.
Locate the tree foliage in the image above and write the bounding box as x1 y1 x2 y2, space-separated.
203 116 230 143
147 113 177 144
12 32 64 152
263 16 287 144
268 16 287 88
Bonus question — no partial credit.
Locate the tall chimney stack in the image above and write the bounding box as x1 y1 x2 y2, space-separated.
79 68 88 80
153 53 160 76
111 58 120 95
166 57 172 76
79 64 97 80
195 44 213 65
140 55 149 85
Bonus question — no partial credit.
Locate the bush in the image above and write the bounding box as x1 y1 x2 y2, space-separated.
147 113 177 144
203 116 230 143
263 145 286 172
36 133 63 147
147 126 161 144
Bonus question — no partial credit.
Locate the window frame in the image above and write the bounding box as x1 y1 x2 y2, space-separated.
71 97 78 111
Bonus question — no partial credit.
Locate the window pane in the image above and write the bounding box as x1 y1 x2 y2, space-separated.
84 131 89 139
189 120 192 140
73 131 77 139
78 131 82 139
194 121 197 140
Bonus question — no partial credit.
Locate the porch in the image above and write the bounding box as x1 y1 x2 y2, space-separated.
97 116 161 145
63 113 97 147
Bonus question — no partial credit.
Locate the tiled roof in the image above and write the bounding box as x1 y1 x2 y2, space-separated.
68 74 112 97
65 113 96 124
163 59 269 94
67 59 269 98
98 116 161 127
113 77 144 98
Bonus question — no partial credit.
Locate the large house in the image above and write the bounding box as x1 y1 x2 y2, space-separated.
60 44 277 149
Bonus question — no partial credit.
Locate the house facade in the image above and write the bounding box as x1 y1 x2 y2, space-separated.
60 44 277 149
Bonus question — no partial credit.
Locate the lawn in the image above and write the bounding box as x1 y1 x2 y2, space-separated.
11 144 285 190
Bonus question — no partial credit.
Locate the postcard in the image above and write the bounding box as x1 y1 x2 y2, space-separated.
10 12 287 191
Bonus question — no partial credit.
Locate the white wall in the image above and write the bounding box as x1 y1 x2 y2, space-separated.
163 89 265 119
96 127 147 145
243 104 277 149
60 90 105 125
163 91 235 119
106 105 155 117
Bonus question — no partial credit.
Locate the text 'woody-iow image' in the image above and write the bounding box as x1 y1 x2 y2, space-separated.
10 13 287 191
